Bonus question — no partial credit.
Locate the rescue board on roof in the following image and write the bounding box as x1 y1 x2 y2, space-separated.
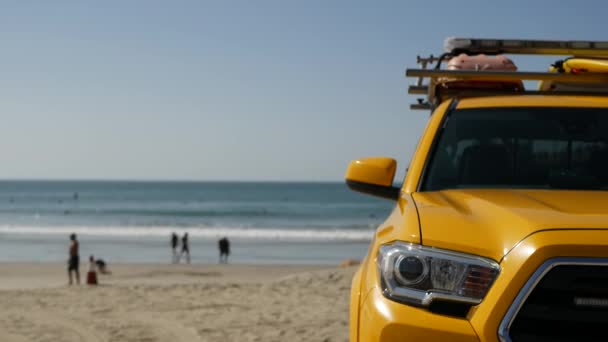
540 58 608 92
562 58 608 73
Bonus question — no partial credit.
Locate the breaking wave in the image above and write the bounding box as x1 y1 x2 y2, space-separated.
0 225 375 241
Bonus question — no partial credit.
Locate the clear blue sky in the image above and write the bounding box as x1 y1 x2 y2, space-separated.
0 0 606 181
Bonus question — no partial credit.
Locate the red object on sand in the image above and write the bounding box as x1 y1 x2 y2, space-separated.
87 271 98 285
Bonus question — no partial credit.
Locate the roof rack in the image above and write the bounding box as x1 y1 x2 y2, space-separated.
408 38 608 111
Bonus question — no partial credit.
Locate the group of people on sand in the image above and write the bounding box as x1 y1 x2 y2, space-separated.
170 232 231 264
67 231 233 285
67 233 110 286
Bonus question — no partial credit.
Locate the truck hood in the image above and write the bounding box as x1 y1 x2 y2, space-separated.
412 189 608 261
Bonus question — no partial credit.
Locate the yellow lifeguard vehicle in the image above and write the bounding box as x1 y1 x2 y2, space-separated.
346 38 608 342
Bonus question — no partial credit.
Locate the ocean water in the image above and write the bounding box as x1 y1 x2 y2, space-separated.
0 181 394 264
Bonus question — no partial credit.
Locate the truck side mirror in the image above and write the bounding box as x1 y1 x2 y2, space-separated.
345 157 401 200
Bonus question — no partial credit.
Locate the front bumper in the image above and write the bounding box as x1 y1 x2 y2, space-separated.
356 229 608 342
358 287 479 341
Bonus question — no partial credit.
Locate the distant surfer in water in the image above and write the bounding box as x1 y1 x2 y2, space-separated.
68 233 80 285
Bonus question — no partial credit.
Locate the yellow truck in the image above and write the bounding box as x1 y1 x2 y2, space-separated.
345 38 608 342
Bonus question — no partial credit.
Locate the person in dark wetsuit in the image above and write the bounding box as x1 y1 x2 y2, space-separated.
171 232 178 263
68 233 80 285
218 237 230 264
179 233 190 264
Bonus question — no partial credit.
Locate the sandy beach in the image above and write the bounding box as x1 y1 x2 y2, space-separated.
0 263 355 342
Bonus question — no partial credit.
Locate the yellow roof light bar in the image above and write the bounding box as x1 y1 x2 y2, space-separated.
445 37 608 57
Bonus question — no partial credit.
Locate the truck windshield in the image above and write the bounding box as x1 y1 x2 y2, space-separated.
422 107 608 191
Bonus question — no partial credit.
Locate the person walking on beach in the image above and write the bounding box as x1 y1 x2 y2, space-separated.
218 237 230 264
68 233 80 285
179 232 190 264
171 232 178 263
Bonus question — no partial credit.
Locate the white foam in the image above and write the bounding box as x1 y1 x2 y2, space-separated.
0 225 374 241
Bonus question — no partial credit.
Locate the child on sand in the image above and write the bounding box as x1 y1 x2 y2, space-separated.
87 255 98 285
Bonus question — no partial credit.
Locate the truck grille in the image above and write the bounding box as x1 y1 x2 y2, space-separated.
509 264 608 342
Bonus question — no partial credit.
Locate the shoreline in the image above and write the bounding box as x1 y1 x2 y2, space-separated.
0 262 340 290
0 234 370 265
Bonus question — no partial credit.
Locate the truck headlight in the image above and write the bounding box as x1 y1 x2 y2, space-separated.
377 242 500 307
